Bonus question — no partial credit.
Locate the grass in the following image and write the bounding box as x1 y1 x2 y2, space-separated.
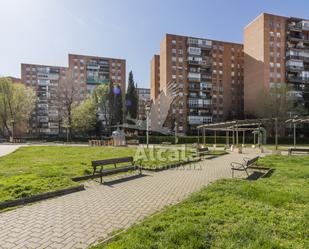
91 155 309 249
0 146 196 203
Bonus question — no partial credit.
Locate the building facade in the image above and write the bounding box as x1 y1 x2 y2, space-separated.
150 55 160 101
244 13 309 116
151 33 244 134
136 88 150 120
21 64 68 135
21 54 126 136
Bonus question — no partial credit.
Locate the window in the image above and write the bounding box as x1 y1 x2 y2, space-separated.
172 57 176 62
179 49 183 55
172 40 176 44
276 42 280 48
178 57 183 63
172 48 176 54
276 32 281 38
270 62 274 67
276 63 281 68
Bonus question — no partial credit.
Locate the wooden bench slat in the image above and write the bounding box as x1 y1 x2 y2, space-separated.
92 157 134 166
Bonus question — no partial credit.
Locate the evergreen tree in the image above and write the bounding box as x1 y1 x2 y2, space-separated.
113 85 123 124
125 71 138 119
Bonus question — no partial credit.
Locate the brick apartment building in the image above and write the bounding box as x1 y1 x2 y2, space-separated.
21 54 126 136
136 88 150 120
151 34 244 135
244 13 309 116
150 55 160 101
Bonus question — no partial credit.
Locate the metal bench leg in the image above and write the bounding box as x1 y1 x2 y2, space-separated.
245 168 249 176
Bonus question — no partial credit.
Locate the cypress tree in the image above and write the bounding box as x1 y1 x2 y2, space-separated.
125 71 138 119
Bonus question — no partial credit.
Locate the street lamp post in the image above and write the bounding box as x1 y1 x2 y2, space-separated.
145 105 150 149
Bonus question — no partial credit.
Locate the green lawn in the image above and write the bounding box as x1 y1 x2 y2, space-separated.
0 146 196 203
92 155 309 249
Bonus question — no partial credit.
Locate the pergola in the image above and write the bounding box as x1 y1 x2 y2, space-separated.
197 119 264 148
197 116 309 149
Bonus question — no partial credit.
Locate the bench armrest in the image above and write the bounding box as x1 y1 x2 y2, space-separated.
230 162 246 170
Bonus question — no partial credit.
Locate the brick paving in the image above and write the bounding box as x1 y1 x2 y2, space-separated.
0 148 261 249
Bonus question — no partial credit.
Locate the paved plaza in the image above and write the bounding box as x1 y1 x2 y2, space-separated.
0 146 261 249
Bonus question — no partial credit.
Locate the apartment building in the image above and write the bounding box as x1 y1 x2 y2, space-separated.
21 64 68 135
150 55 160 101
68 54 126 94
21 54 126 136
136 88 150 120
151 33 243 134
244 13 309 116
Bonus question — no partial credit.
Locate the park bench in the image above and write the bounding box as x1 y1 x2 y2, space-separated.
288 148 309 155
197 147 209 159
230 156 259 178
127 139 139 145
161 142 172 145
92 157 141 184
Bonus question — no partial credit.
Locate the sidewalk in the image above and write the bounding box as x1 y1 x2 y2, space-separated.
0 148 260 249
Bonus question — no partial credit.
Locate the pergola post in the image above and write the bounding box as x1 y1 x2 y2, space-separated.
242 130 245 147
236 125 239 146
197 128 200 146
232 128 235 145
275 117 278 150
258 124 261 148
293 122 296 148
226 130 229 147
253 131 256 146
203 127 205 145
214 130 217 147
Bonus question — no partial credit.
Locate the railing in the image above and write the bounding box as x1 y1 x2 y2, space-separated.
287 76 309 83
286 65 304 71
187 60 201 65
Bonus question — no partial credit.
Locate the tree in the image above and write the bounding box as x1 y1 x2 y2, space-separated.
0 77 36 136
108 80 115 125
72 98 97 136
113 85 123 124
125 71 138 119
57 69 83 139
256 84 299 118
92 84 109 136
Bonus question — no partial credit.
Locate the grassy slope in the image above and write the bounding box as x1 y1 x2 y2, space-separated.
0 146 196 202
92 155 309 249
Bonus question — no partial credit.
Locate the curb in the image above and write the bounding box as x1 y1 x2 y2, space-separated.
0 185 85 209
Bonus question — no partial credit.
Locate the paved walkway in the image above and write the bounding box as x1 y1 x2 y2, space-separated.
0 148 261 249
0 144 24 157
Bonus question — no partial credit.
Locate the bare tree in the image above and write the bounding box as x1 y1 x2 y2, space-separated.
57 69 84 139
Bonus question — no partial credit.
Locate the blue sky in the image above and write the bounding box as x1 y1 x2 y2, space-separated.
0 0 308 88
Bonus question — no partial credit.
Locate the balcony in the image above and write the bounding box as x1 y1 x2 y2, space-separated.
187 73 201 82
288 23 302 32
287 75 309 84
288 34 309 43
286 65 304 72
87 77 110 85
188 115 212 125
187 59 201 65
